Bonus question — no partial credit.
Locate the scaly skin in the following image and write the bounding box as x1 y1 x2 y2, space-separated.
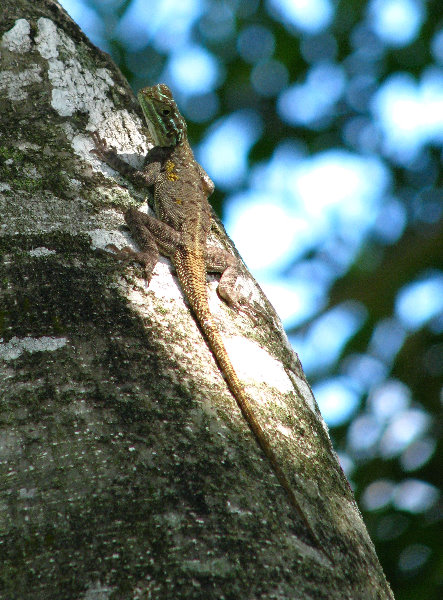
91 84 330 561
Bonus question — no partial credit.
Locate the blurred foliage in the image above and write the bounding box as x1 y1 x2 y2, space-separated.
71 0 441 597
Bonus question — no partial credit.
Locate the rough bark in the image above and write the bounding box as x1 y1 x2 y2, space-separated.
0 1 394 598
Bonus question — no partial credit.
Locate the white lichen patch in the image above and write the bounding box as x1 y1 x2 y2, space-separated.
33 18 148 163
224 336 293 394
88 228 134 252
36 17 74 58
0 65 42 101
275 423 294 438
126 261 183 306
29 247 56 257
0 336 68 361
35 18 102 117
1 18 31 53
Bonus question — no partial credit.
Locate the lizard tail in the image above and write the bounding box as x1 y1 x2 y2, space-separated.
174 254 330 559
198 312 330 557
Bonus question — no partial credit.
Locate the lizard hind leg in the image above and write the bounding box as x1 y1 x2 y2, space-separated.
206 246 259 322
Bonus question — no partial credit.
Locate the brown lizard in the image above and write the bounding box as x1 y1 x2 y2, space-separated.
91 83 329 560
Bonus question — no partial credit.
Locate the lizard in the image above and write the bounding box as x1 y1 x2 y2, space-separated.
91 83 329 560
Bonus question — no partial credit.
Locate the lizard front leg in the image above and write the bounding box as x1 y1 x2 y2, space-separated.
90 132 160 187
90 132 139 178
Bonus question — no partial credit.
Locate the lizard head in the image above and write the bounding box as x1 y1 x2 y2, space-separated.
137 84 187 147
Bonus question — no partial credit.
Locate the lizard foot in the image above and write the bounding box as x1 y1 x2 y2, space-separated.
221 292 265 326
105 244 156 282
236 301 267 325
90 131 117 163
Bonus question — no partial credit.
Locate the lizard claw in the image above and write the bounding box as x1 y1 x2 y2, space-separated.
236 302 265 326
105 243 139 261
224 293 265 326
217 285 265 325
90 131 116 161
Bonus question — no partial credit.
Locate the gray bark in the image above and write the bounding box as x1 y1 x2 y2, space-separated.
0 1 394 598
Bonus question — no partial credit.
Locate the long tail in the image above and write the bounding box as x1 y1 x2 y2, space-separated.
174 252 329 558
201 317 326 548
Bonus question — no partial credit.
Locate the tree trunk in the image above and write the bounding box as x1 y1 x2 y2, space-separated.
0 1 394 598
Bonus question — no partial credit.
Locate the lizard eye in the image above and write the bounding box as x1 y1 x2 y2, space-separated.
162 109 170 116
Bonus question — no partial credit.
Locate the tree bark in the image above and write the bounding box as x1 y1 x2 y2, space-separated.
0 1 394 598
